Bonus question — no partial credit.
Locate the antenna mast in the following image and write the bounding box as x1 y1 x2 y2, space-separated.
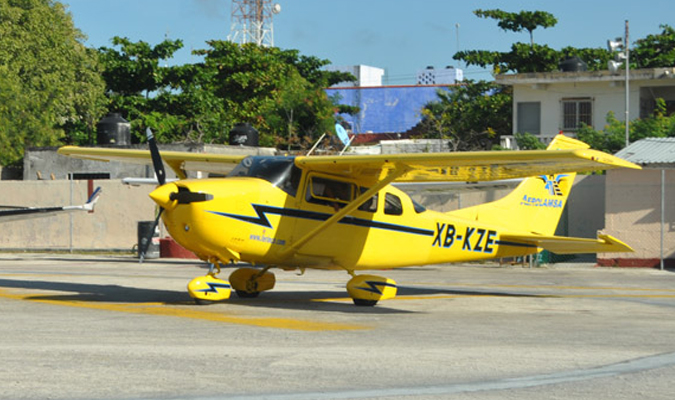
229 0 281 47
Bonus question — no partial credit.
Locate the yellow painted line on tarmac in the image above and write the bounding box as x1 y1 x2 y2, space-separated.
0 289 367 332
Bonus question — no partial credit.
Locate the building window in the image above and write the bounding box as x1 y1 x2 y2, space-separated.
517 102 541 135
561 98 592 131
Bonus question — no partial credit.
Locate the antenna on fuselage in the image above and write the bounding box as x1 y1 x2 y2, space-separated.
335 123 355 156
305 133 326 156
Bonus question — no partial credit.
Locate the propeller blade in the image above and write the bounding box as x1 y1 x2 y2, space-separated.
139 208 163 263
146 128 166 186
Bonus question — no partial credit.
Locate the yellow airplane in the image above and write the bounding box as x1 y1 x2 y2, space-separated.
58 132 639 306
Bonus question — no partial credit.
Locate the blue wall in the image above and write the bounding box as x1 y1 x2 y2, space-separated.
326 85 452 135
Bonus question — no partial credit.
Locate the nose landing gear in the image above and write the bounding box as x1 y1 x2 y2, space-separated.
188 263 277 304
187 263 232 305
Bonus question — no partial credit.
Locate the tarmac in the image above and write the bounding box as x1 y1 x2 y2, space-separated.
1 253 675 400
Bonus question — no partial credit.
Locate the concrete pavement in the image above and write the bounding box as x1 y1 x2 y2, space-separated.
1 253 674 399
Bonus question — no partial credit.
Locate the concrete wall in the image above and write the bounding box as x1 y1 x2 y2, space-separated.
600 169 675 267
0 175 608 262
0 180 154 251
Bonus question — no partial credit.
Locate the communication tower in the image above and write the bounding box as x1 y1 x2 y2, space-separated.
228 0 281 47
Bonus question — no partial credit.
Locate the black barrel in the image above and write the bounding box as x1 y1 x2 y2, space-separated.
97 113 131 145
558 56 588 72
137 221 160 259
228 123 259 146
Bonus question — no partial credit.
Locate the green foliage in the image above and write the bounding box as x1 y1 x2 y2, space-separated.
97 39 354 148
515 132 546 150
474 9 557 45
632 24 675 68
456 9 609 75
192 41 350 148
97 37 191 143
417 80 512 151
0 0 106 165
576 100 675 153
457 43 561 74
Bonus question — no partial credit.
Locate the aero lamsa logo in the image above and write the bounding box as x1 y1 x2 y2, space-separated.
520 175 569 208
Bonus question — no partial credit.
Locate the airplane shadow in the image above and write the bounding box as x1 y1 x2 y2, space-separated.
0 278 191 304
0 278 548 315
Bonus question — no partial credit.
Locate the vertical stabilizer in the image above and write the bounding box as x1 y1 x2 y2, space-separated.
448 135 589 235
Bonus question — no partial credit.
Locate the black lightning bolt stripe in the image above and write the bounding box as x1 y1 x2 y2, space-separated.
208 204 434 237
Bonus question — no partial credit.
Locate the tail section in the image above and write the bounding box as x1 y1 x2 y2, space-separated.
448 135 588 235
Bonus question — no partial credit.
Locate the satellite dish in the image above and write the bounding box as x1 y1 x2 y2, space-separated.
272 3 281 14
335 123 349 146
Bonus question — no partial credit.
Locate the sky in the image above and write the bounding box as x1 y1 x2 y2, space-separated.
64 0 672 84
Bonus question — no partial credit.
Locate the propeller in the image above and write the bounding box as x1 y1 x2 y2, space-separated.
139 128 213 262
139 128 166 263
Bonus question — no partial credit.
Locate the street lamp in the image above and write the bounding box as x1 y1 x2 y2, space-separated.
607 20 630 147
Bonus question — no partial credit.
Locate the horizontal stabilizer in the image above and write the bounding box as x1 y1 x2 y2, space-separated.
500 233 634 254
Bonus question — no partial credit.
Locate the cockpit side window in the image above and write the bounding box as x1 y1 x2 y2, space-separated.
306 176 354 210
384 193 403 216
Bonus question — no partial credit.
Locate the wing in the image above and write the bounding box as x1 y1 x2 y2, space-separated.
501 232 634 254
57 146 247 178
0 187 102 223
295 148 639 184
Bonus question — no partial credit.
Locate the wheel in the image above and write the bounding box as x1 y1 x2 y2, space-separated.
353 298 378 307
235 290 260 298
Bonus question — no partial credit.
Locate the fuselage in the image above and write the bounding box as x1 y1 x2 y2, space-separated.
150 156 536 271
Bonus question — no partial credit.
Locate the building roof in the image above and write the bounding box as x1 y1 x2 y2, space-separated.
495 67 675 85
614 137 675 168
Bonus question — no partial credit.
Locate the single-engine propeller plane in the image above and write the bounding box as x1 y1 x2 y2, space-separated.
58 132 639 306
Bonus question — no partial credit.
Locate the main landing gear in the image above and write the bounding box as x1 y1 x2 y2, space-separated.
187 263 398 307
187 263 276 305
346 273 397 306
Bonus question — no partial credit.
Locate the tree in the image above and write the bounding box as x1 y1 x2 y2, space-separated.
576 100 675 153
0 0 106 165
455 9 610 75
632 24 675 68
97 37 188 143
193 41 354 147
416 80 512 151
98 38 355 147
474 9 557 46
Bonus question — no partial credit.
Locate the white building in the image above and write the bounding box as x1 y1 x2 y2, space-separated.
326 65 385 87
416 66 463 85
496 67 675 148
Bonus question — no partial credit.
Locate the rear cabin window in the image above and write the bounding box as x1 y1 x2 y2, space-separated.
384 193 403 215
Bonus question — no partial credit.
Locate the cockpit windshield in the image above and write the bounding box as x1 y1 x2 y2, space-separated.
228 156 301 196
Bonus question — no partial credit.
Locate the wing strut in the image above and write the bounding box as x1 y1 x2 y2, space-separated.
279 163 411 261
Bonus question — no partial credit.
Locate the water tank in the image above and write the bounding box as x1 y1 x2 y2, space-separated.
97 113 131 145
558 56 588 72
229 123 259 146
